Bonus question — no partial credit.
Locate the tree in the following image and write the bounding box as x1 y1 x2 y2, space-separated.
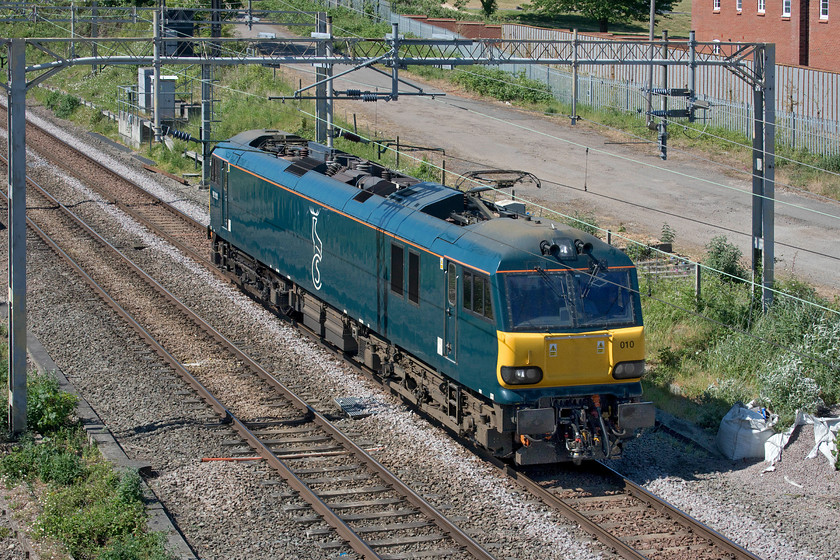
525 0 674 33
479 0 498 17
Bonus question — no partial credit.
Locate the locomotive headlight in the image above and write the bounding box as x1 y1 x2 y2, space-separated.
501 366 543 385
612 360 646 379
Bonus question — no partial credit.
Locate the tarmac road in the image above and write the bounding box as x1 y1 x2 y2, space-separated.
243 22 840 295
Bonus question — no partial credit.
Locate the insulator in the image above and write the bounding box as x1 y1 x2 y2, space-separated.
166 126 196 142
346 89 361 98
340 131 362 143
361 93 378 102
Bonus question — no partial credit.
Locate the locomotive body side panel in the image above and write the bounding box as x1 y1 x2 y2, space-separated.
211 147 470 378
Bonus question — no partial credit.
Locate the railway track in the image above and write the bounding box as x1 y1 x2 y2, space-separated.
0 155 495 560
0 109 210 268
10 116 766 560
509 462 762 560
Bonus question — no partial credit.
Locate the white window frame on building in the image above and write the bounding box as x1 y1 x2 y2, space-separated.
714 0 721 10
782 0 791 16
737 0 743 11
758 0 766 13
820 0 829 19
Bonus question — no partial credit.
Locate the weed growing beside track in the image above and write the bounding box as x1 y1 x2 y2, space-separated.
641 250 840 432
0 326 172 559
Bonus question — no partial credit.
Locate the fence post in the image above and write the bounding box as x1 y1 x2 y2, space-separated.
626 80 630 111
695 264 701 303
571 29 578 124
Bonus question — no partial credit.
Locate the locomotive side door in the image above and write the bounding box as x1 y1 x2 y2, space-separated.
441 260 458 363
221 161 230 231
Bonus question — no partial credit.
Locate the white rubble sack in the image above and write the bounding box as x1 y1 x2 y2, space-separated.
716 403 777 460
764 410 840 469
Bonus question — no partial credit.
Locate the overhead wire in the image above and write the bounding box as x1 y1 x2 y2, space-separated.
36 8 840 279
296 105 840 318
29 6 840 320
284 108 840 373
21 6 840 380
444 63 840 194
420 89 840 227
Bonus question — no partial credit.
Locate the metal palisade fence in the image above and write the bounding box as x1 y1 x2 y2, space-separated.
325 0 840 158
502 24 840 157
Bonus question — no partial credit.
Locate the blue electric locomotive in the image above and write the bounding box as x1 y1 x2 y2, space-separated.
209 129 654 465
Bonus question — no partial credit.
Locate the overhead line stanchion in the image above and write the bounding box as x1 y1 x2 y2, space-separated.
7 38 27 436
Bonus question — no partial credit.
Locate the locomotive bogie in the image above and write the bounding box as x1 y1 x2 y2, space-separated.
208 130 654 465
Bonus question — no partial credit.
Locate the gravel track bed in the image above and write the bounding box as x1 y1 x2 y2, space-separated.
1 104 836 560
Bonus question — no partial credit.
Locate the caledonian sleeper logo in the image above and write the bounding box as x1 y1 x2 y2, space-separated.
310 207 323 290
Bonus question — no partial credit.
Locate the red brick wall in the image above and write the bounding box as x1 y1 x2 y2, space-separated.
691 0 839 72
405 16 502 39
692 0 802 65
808 0 837 71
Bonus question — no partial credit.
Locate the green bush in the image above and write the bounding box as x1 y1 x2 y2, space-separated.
39 449 86 486
797 315 840 404
562 210 599 236
0 372 77 436
0 430 87 486
660 222 676 244
624 242 653 262
0 429 169 558
97 533 171 560
116 470 144 505
452 67 554 105
758 356 824 426
27 374 78 433
703 235 747 281
36 463 150 560
45 90 81 119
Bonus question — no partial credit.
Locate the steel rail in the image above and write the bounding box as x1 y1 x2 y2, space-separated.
493 461 648 560
597 462 763 560
3 160 495 560
12 123 760 560
15 116 757 560
1 174 382 559
19 117 208 263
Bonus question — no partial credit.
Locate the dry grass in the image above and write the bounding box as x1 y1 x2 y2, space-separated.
454 0 694 38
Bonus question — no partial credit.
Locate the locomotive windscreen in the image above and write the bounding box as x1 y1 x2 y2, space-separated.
505 269 636 331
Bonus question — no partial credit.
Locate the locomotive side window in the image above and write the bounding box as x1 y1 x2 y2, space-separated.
408 252 420 305
463 271 473 313
210 157 220 186
474 274 484 316
463 270 494 320
391 244 404 296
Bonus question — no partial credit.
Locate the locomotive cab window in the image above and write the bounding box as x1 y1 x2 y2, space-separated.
408 252 420 305
504 269 635 331
391 244 404 296
210 156 221 186
463 270 494 321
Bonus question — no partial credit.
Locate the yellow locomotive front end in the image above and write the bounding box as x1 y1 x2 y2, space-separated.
495 265 654 465
497 326 645 389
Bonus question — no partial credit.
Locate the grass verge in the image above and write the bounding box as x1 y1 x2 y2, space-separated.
0 326 172 559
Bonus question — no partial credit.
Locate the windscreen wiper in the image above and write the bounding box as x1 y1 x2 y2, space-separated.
580 260 602 299
534 266 569 304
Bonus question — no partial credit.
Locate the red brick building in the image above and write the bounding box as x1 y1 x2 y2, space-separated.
692 0 837 71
